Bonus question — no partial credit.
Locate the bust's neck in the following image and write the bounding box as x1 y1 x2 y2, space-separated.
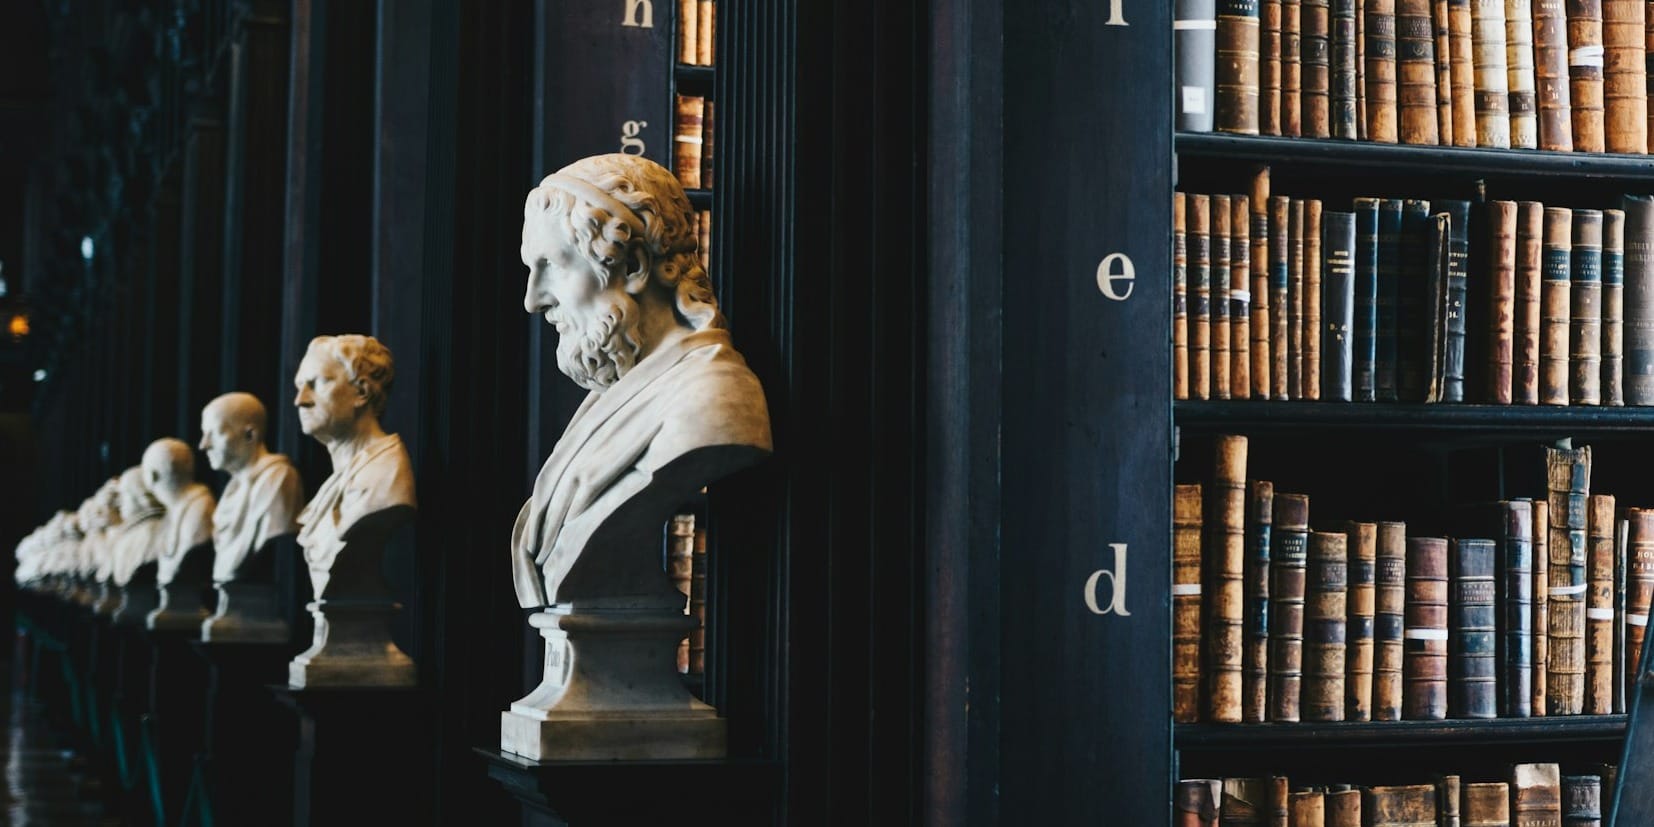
325 416 389 474
229 444 272 486
630 287 692 366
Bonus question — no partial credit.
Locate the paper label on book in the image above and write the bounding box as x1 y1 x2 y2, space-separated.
1550 584 1588 596
1570 46 1605 68
1404 628 1450 641
1630 613 1649 627
1230 289 1251 303
1173 18 1219 30
675 135 705 145
1182 86 1208 115
1587 608 1616 620
1172 583 1203 596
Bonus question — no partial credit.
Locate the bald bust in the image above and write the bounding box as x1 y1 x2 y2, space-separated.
201 392 303 583
144 438 216 585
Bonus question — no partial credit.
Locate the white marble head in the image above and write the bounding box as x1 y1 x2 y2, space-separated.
200 392 269 473
143 437 197 506
521 154 722 391
294 335 395 444
118 464 163 519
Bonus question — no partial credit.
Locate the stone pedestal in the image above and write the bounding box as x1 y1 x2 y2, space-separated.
288 599 414 687
478 749 778 826
185 641 296 826
145 628 210 825
91 582 118 615
110 581 159 628
202 582 290 643
272 686 432 826
147 544 214 633
501 606 724 761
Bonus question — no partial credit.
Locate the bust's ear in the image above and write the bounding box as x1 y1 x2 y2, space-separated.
622 247 650 295
352 380 369 410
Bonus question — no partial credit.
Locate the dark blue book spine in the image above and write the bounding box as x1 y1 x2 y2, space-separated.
1323 211 1357 401
1354 198 1381 401
1377 199 1406 400
1439 200 1471 403
1397 199 1433 401
1449 538 1499 719
1503 500 1534 717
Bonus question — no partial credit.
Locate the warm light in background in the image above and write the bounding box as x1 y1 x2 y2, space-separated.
6 314 26 341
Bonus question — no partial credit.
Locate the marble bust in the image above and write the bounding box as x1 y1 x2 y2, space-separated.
110 465 168 625
144 437 218 631
288 334 418 687
502 154 771 760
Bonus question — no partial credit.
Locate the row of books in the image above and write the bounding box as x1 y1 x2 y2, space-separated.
1172 182 1654 405
1176 764 1611 826
1175 435 1650 724
694 210 712 274
676 0 716 67
675 95 715 192
667 514 708 675
1174 0 1654 154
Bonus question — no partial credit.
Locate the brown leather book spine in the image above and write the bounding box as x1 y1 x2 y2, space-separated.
1326 788 1362 827
1194 195 1214 401
1374 521 1408 720
1224 777 1274 825
1586 493 1617 712
1628 508 1654 678
1174 483 1205 723
1568 0 1607 151
1359 0 1371 138
1306 0 1334 135
1178 779 1223 827
1571 209 1605 405
1285 0 1305 134
1270 777 1293 826
1271 493 1311 721
1648 0 1654 146
1345 521 1377 721
1304 531 1349 720
1439 775 1463 827
670 515 694 672
1289 200 1307 398
1365 784 1439 826
1266 0 1286 134
1305 200 1324 400
1542 207 1573 405
1176 195 1191 401
1473 0 1513 146
700 101 715 189
697 0 714 65
1398 0 1445 142
1512 763 1562 827
690 527 707 673
1273 196 1292 399
1244 481 1276 722
1535 0 1577 149
1449 0 1478 143
1436 0 1458 139
1215 196 1235 400
1292 790 1327 826
1603 0 1648 152
1516 201 1545 404
678 0 698 64
1508 0 1541 147
1404 536 1449 719
1602 208 1625 404
1233 195 1255 399
1219 0 1266 133
1463 781 1511 826
1547 444 1592 715
1367 0 1402 140
674 95 705 189
1488 201 1518 402
1534 499 1551 715
1253 170 1274 398
1207 436 1248 722
1561 775 1602 826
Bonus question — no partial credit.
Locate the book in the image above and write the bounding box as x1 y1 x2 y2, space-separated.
1305 201 1325 399
1285 0 1306 134
1269 776 1292 825
1506 0 1540 147
701 101 715 189
1326 788 1361 827
1463 781 1510 826
1252 169 1274 399
1628 508 1654 679
1233 196 1254 399
1244 481 1276 722
1216 196 1236 400
696 0 714 65
1272 196 1292 399
1291 200 1308 397
1405 535 1449 719
1266 0 1286 134
1334 0 1361 137
1437 0 1458 140
1358 0 1370 138
1219 0 1266 133
1504 500 1535 717
1438 775 1463 827
1426 212 1453 401
1345 521 1377 720
1194 195 1214 400
1541 207 1573 406
1179 779 1223 827
1292 790 1326 826
1512 763 1562 827
1378 199 1407 399
1365 785 1437 826
1486 201 1518 403
1367 0 1402 140
1180 0 1221 132
1546 444 1591 715
1305 0 1334 135
677 0 698 65
1449 0 1477 143
1472 0 1512 146
1567 0 1607 152
1223 777 1274 825
1624 195 1654 404
1561 775 1601 826
670 514 695 672
1271 493 1311 721
1399 200 1435 400
1324 211 1357 400
1603 0 1648 152
1207 436 1249 722
1355 198 1381 399
1534 0 1576 150
1176 195 1190 402
1586 493 1617 713
1616 517 1628 712
1305 531 1349 720
1375 521 1408 719
1449 538 1498 718
1535 499 1551 714
689 526 707 674
1516 201 1545 404
1602 208 1625 405
1174 483 1204 723
1571 209 1605 405
1441 200 1472 402
1397 0 1444 142
674 95 705 189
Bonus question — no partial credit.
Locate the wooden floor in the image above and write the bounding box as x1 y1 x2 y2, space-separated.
0 667 113 826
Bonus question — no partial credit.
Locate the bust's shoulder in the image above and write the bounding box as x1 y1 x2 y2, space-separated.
646 338 773 461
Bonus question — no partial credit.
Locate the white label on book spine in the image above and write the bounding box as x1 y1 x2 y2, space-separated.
1551 584 1588 596
1405 629 1450 641
1630 613 1649 627
1587 608 1617 620
1230 289 1252 303
1172 584 1203 596
1570 46 1605 68
1173 19 1219 30
1182 86 1208 115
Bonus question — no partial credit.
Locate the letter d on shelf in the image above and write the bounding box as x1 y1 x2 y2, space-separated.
1083 543 1131 616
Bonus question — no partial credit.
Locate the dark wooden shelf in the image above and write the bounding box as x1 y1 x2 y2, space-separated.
1175 401 1654 436
686 188 712 208
674 63 714 96
1176 132 1654 180
1176 715 1628 749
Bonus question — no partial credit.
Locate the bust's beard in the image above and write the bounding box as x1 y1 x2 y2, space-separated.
556 294 643 391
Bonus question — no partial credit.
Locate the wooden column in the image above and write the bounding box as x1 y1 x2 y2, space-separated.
177 115 227 437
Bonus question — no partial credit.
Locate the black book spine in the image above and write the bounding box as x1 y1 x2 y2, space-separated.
1332 0 1360 138
1355 198 1381 400
1324 211 1358 400
1379 198 1408 400
1177 0 1221 132
1504 500 1535 718
1399 199 1434 401
1450 537 1499 718
1440 199 1472 403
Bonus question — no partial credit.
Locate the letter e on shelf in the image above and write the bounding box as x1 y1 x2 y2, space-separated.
1096 252 1136 301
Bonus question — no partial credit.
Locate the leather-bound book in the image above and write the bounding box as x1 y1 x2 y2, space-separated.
1624 195 1654 404
696 0 713 64
1397 0 1444 141
1586 493 1617 713
1507 0 1540 147
1516 201 1545 404
1180 779 1224 827
702 101 717 189
1512 763 1562 827
1627 508 1654 677
1375 521 1408 719
1224 777 1273 825
1325 788 1361 827
1426 212 1454 402
1615 518 1628 712
1305 0 1334 135
1404 536 1450 719
1441 200 1472 401
1176 195 1191 401
1334 0 1361 136
1269 777 1292 826
1324 211 1357 400
1219 0 1266 133
1450 538 1499 717
1345 521 1377 719
1271 493 1311 721
1602 208 1625 404
1534 0 1576 150
1265 0 1286 134
1252 170 1274 399
1233 196 1254 398
1541 207 1573 406
1365 785 1437 826
1207 436 1249 722
1472 0 1513 148
1290 200 1308 398
674 96 705 189
1503 500 1536 716
1562 775 1601 825
1571 209 1606 405
1437 0 1458 139
1439 775 1463 827
1272 196 1293 399
1215 196 1236 399
1355 198 1381 399
1285 0 1305 134
1399 200 1436 400
1546 444 1591 715
1486 201 1518 402
1463 782 1511 826
1603 1 1647 151
1379 199 1408 399
1305 200 1325 400
1534 499 1551 714
1292 790 1326 826
1179 0 1220 129
1367 0 1402 140
1244 481 1276 722
678 0 698 64
1195 195 1215 400
1174 483 1205 722
1358 0 1368 137
1305 531 1349 720
1449 0 1477 143
1567 0 1607 152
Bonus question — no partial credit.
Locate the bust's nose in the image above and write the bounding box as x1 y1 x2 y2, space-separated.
524 268 557 316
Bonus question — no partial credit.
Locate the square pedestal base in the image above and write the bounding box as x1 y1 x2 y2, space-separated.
499 710 727 761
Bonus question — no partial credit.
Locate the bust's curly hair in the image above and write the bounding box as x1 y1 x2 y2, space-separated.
307 335 396 418
523 154 724 331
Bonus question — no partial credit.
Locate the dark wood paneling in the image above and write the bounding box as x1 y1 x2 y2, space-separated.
177 117 226 439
